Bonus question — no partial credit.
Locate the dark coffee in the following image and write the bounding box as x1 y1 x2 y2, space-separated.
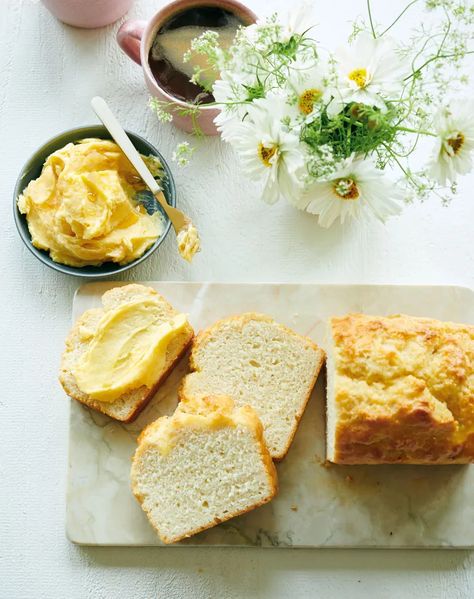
149 6 245 104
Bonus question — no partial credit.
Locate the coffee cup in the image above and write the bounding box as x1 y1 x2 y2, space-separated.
117 0 256 135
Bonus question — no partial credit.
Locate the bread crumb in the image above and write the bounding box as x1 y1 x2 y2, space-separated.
290 505 298 512
197 568 204 573
345 475 354 483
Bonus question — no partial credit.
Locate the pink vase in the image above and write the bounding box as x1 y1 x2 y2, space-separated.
117 0 257 135
41 0 134 29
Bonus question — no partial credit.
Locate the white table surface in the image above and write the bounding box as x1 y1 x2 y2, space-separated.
1 0 474 597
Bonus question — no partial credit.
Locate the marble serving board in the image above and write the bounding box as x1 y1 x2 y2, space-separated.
67 283 474 548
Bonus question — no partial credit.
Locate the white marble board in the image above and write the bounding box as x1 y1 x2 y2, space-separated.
66 282 474 548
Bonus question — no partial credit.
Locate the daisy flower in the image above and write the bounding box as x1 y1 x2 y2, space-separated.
305 155 402 227
225 95 306 206
330 33 404 114
285 60 332 121
427 99 474 185
213 76 252 141
281 0 315 42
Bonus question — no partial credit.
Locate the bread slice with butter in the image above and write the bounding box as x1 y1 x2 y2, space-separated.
327 313 474 464
179 313 325 460
131 395 278 544
60 284 194 422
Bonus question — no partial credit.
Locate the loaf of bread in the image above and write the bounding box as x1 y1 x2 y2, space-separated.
131 395 278 544
60 284 194 422
327 313 474 464
179 313 325 460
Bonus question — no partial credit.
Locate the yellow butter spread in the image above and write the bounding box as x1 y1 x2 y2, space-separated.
73 299 187 402
177 224 201 262
17 139 164 267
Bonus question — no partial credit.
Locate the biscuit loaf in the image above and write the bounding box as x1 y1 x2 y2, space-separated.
180 313 325 459
131 395 278 544
60 284 194 422
327 313 474 464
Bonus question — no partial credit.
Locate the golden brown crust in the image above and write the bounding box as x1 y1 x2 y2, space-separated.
330 313 474 464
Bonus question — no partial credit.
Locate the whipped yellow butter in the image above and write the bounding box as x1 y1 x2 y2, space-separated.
177 224 201 262
73 299 187 402
17 139 164 267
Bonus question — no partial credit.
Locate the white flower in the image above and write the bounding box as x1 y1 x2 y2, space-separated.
243 1 313 51
330 33 404 114
427 99 474 185
172 142 194 167
285 61 332 121
305 156 402 227
281 0 315 42
213 76 253 140
225 95 306 206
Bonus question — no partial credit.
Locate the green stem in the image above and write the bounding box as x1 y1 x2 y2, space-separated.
367 0 377 38
379 0 420 37
404 50 474 80
382 143 412 179
396 125 436 137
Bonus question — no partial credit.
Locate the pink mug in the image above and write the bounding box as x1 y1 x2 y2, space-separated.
41 0 134 29
117 0 256 135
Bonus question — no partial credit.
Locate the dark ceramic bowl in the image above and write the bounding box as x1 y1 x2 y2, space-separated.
13 125 175 278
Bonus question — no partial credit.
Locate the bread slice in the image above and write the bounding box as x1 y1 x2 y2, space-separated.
327 313 474 464
179 313 325 460
60 284 194 422
131 395 278 544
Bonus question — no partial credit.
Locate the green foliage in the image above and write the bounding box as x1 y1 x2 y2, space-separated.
271 35 301 61
242 80 266 102
302 103 399 164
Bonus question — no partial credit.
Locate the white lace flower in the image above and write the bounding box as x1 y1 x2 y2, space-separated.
225 95 306 206
305 155 402 227
427 99 474 185
330 33 404 114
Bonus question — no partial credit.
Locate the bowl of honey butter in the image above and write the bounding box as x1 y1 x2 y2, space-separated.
13 125 176 278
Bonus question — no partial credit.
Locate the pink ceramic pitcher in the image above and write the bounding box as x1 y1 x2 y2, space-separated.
117 0 256 135
41 0 134 29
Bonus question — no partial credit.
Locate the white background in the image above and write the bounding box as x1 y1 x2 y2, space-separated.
1 0 474 597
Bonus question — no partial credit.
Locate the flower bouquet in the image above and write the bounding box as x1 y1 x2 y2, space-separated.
152 1 474 228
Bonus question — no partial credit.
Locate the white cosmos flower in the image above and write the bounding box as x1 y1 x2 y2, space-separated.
213 76 250 141
305 155 402 227
330 33 404 115
285 61 332 121
225 95 306 206
281 0 315 41
245 1 314 44
427 99 474 185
